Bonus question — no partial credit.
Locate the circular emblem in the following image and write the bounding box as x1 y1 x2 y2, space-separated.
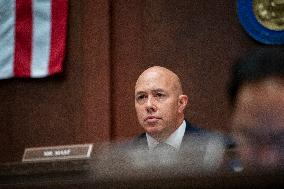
237 0 284 44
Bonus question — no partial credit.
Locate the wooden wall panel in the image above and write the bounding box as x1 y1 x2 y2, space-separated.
111 0 259 140
110 0 145 140
77 0 111 143
0 0 111 162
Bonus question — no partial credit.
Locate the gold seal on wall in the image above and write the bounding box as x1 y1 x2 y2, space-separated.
253 0 284 31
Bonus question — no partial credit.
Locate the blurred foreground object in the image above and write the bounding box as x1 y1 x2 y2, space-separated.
95 134 226 180
0 141 283 188
228 47 284 171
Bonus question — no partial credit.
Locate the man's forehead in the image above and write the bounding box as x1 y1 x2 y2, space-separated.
233 79 284 131
237 79 284 105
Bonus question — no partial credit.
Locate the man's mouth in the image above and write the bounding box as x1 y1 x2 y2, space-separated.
144 116 161 122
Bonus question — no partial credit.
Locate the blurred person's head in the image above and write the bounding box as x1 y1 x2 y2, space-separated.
227 47 284 170
135 66 188 142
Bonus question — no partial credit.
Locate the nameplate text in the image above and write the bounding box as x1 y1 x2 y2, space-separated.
22 144 93 162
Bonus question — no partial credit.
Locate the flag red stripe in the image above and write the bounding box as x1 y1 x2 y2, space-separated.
14 0 32 77
49 0 68 74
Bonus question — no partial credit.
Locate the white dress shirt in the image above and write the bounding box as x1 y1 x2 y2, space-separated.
146 120 186 151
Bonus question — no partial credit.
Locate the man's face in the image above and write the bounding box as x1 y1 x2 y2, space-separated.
135 68 187 140
231 78 284 169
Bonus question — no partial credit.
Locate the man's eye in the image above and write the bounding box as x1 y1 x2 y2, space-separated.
156 93 165 97
136 95 146 101
154 93 166 100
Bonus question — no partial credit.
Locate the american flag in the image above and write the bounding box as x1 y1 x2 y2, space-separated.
0 0 68 79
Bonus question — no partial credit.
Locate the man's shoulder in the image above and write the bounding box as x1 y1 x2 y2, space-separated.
184 120 236 149
184 121 206 134
184 120 212 137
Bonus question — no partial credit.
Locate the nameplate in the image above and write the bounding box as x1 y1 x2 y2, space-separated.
22 144 93 162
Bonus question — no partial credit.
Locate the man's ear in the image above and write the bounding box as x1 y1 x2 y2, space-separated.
178 95 188 113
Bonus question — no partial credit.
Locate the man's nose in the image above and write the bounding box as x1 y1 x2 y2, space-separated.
146 96 157 113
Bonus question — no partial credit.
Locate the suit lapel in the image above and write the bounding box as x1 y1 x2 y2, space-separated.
132 133 148 150
181 120 206 149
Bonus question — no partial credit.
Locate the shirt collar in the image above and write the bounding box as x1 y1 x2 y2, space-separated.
146 120 186 151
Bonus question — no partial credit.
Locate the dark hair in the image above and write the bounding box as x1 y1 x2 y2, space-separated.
227 47 284 107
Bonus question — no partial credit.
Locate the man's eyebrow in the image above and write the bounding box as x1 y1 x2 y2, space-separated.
135 91 146 96
135 89 165 95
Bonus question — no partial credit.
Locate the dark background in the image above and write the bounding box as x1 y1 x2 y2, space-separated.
0 0 259 162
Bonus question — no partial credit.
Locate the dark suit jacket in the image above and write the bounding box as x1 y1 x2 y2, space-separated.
130 120 235 151
127 120 237 172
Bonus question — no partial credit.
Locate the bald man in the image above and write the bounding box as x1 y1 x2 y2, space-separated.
132 66 231 153
134 66 188 148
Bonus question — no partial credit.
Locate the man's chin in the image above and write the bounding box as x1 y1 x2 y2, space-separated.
144 125 163 134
